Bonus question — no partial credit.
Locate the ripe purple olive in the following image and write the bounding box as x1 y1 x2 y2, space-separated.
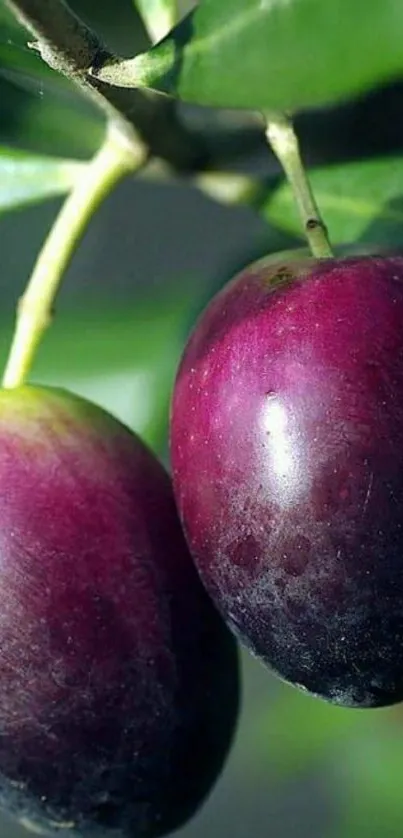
0 385 239 836
171 254 403 709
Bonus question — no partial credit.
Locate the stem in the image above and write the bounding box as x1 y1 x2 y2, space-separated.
6 0 267 173
2 126 146 390
5 0 205 170
264 113 333 259
6 0 100 75
5 0 261 173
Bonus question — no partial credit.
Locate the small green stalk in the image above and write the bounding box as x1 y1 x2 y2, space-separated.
264 113 333 259
2 125 147 390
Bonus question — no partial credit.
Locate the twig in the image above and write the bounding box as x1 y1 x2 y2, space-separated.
5 0 262 172
265 113 333 258
5 0 207 170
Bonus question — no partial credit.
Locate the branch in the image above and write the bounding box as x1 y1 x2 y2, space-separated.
5 0 208 170
7 0 101 75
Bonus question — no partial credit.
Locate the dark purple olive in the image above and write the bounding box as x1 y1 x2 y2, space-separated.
171 254 403 708
0 385 239 836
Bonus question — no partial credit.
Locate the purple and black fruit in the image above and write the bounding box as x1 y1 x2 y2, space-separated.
171 254 403 708
0 385 239 836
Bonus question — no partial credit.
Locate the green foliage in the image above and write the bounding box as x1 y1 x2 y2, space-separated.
0 7 70 90
6 91 103 158
125 0 403 112
263 157 403 247
0 147 84 211
0 4 102 156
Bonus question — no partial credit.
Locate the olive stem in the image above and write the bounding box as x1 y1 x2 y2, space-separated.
264 113 333 259
2 125 147 390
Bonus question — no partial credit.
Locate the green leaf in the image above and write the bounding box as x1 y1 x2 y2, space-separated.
135 0 178 43
264 157 403 248
0 11 73 91
0 76 104 158
0 147 85 211
116 0 403 112
0 4 19 29
0 41 62 85
0 15 103 157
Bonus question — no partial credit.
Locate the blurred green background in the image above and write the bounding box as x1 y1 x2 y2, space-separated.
2 1 403 837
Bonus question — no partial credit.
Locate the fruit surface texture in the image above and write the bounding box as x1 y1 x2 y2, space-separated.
0 386 239 836
171 254 403 708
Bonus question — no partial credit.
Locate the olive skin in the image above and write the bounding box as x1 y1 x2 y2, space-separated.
0 385 239 836
171 255 403 708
